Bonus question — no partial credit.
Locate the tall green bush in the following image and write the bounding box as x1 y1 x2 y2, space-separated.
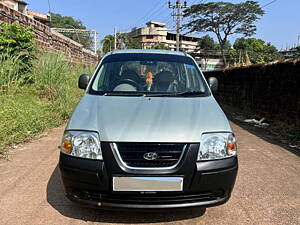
0 23 35 90
0 23 34 54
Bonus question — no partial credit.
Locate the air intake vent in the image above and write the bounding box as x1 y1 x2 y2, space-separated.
115 143 186 168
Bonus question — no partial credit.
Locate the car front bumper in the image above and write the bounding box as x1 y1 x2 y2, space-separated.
59 143 238 209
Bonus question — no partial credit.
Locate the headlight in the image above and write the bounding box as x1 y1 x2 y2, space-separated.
60 131 103 160
198 133 237 161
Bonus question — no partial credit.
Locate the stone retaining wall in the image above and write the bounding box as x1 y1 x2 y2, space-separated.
0 3 98 64
204 59 300 125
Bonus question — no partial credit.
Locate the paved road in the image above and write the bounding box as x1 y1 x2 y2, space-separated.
0 123 299 225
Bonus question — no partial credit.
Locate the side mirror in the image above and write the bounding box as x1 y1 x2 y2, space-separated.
208 77 218 94
78 74 90 90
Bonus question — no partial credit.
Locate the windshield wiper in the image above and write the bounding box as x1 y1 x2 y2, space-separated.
145 93 176 97
174 91 206 97
145 91 206 97
103 92 145 97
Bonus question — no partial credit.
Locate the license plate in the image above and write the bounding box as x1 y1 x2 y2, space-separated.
113 177 183 192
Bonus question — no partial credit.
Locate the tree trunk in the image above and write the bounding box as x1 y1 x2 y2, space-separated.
204 51 207 70
220 45 227 67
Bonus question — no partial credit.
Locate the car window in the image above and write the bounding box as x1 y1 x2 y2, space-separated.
90 53 208 96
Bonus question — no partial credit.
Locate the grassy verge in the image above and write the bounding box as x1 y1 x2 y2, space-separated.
0 53 94 155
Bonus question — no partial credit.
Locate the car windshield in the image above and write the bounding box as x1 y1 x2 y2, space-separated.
90 53 208 96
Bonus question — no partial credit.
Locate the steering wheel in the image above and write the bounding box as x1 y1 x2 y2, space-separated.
112 79 140 90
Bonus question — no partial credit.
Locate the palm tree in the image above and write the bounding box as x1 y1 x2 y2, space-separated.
101 35 115 54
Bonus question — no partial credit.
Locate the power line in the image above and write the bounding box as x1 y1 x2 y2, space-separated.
134 0 167 28
143 2 169 24
262 0 279 8
120 0 167 33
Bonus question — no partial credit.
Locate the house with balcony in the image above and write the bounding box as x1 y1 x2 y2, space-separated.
1 0 49 24
128 21 200 53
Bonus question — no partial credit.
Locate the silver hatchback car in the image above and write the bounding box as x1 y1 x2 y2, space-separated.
59 49 238 210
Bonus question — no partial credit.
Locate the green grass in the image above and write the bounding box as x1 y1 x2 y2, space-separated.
0 53 94 154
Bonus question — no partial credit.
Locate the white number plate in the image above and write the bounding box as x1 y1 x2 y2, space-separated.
113 177 183 192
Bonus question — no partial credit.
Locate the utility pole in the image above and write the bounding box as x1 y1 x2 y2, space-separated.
47 0 52 27
94 30 98 54
114 27 117 50
168 0 188 51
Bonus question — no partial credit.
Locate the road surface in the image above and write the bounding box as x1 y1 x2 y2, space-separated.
0 123 299 225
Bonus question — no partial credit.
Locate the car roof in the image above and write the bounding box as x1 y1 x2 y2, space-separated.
107 49 190 57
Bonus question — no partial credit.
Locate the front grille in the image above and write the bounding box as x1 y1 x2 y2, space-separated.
71 189 224 205
115 143 186 168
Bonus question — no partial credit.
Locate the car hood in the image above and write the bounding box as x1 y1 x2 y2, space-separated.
67 94 231 143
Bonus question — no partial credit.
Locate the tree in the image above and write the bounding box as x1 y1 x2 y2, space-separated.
232 38 282 64
101 35 115 54
198 35 216 50
151 43 170 50
117 33 142 49
290 46 300 58
126 36 142 49
50 13 93 49
184 1 264 65
197 35 217 69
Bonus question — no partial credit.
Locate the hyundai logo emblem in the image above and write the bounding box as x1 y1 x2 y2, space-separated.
143 152 159 161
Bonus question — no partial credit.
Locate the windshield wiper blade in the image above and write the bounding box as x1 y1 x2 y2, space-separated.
175 91 206 97
145 91 206 97
103 92 145 96
145 93 176 97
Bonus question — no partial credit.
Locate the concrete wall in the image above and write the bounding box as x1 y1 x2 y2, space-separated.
0 3 98 64
203 59 300 125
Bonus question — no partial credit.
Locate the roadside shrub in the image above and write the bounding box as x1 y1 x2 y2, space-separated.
32 53 70 100
0 52 94 154
0 23 34 55
0 51 31 90
0 23 35 91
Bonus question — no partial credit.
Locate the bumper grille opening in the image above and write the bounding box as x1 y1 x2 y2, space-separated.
115 143 186 168
69 188 225 205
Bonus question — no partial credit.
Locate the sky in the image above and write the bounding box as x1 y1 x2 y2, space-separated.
25 0 300 50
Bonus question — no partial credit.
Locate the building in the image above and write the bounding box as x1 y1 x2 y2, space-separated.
279 48 298 59
1 0 27 13
127 21 226 70
128 21 201 53
1 0 50 24
26 9 49 24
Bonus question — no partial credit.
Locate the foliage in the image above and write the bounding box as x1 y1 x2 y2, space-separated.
184 1 264 64
101 35 115 53
151 43 170 50
228 38 282 64
290 46 300 58
115 33 142 50
0 23 35 55
101 33 142 54
126 36 142 49
0 23 35 89
0 51 32 90
32 53 72 100
0 52 93 154
50 13 93 50
198 35 217 51
197 35 218 69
